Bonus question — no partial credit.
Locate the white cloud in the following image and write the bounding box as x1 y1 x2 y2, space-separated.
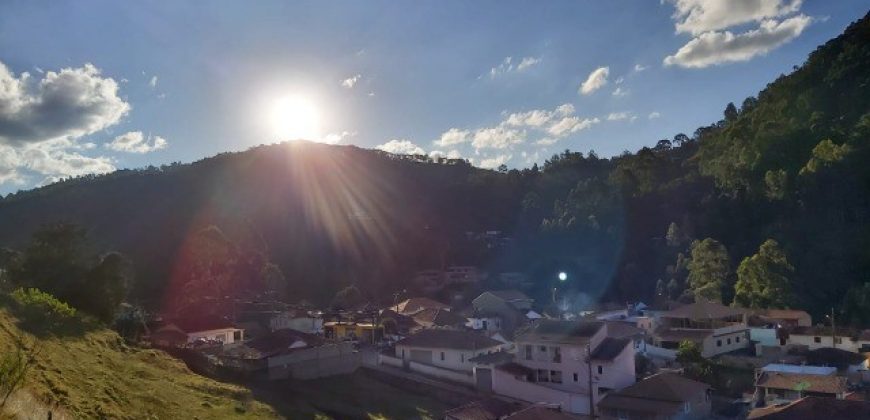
376 139 425 155
106 131 168 153
479 154 512 169
0 61 130 146
664 14 811 68
634 64 648 72
489 56 540 78
579 66 609 95
321 130 356 144
516 57 542 71
648 111 662 119
669 0 802 35
436 103 598 152
429 149 462 160
607 112 634 121
547 116 599 137
435 128 471 147
612 87 629 97
149 75 158 88
472 126 526 150
341 74 362 88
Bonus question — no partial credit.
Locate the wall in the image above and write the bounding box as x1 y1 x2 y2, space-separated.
267 342 360 380
407 361 475 385
593 342 636 399
492 368 591 414
395 343 503 372
788 334 863 352
701 329 748 357
750 328 779 348
187 328 243 344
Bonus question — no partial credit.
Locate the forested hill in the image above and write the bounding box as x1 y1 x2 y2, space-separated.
0 12 868 322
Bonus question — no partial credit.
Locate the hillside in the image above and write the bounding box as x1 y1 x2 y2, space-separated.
0 302 278 419
0 12 868 321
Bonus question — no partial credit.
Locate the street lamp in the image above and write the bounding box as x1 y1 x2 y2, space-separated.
558 271 568 282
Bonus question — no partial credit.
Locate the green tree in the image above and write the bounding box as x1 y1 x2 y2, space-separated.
687 238 730 303
800 139 853 175
665 222 686 247
331 285 364 310
842 282 870 327
733 239 794 309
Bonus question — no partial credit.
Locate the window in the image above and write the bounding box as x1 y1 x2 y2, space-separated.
814 336 821 343
537 369 549 382
683 402 691 413
597 365 603 375
482 320 488 330
727 338 731 345
835 337 843 344
736 336 740 343
717 339 722 347
440 352 445 361
540 345 547 352
525 345 532 360
401 349 405 358
573 373 579 382
461 354 465 363
553 346 562 363
551 370 563 384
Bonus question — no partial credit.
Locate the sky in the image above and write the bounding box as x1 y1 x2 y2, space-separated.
0 0 867 194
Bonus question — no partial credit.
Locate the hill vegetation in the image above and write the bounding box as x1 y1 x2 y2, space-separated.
0 13 868 323
0 297 277 419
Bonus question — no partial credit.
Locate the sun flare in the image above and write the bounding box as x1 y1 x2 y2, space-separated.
268 95 321 141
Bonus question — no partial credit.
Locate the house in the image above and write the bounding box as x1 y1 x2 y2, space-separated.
395 297 451 315
412 308 467 329
471 290 535 337
597 372 712 420
269 310 323 334
804 347 868 377
151 316 244 347
487 320 635 415
755 364 848 406
747 396 870 419
379 308 419 336
394 329 506 373
784 326 870 352
604 321 647 354
753 309 812 328
652 299 748 357
323 320 383 343
465 307 505 332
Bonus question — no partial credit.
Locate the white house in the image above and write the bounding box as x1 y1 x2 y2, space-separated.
152 316 244 346
485 320 636 415
394 329 505 373
652 299 748 357
785 326 870 353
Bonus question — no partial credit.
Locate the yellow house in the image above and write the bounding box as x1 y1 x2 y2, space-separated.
324 321 383 343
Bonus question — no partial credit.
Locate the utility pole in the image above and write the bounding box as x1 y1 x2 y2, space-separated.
587 343 595 417
831 307 836 349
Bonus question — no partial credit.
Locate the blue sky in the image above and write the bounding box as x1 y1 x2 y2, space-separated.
0 0 866 193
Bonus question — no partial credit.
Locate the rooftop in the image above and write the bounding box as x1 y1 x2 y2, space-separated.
515 320 604 345
395 329 502 350
600 372 710 406
589 337 631 361
756 371 847 395
396 297 450 315
662 299 745 320
486 290 531 302
443 400 516 420
747 396 870 420
503 406 588 420
761 364 837 376
412 307 466 327
468 350 515 365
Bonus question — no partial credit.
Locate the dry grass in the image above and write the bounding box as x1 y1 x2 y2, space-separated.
0 306 279 419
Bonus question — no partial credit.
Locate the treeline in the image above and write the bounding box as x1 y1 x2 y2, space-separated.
0 13 868 324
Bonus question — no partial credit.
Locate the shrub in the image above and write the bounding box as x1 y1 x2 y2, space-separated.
10 287 77 327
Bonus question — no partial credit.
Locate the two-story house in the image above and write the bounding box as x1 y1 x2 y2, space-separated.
652 299 748 357
394 329 505 373
471 290 536 337
755 364 847 406
488 320 635 415
597 372 712 420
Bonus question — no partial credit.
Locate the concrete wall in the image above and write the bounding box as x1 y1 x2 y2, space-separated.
492 368 591 414
750 328 779 348
407 360 474 385
788 334 869 352
701 329 748 357
186 328 243 344
395 343 503 372
267 342 359 380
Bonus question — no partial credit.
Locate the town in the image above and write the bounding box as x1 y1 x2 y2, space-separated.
140 264 870 419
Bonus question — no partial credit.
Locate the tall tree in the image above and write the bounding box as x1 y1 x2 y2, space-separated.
733 239 793 309
686 238 730 303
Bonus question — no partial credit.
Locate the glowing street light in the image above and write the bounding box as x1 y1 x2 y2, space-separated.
558 271 568 282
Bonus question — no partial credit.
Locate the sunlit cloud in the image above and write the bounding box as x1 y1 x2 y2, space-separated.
341 74 362 88
376 139 425 155
579 66 609 95
106 131 168 153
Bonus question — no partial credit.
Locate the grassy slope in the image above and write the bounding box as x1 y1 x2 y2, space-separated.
0 307 278 419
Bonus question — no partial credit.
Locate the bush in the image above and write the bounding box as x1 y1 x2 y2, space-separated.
10 287 77 327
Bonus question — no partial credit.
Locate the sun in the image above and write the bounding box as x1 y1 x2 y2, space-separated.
268 95 321 141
